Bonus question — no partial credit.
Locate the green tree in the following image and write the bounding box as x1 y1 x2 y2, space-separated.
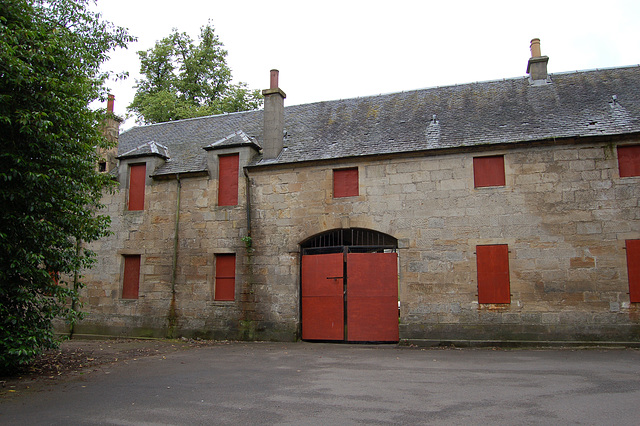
0 0 134 373
128 23 262 124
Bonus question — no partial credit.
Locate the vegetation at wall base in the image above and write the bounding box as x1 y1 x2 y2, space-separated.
0 0 134 373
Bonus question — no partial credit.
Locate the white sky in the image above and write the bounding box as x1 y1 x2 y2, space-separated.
93 0 640 130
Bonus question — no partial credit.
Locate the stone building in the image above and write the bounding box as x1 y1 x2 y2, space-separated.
77 40 640 344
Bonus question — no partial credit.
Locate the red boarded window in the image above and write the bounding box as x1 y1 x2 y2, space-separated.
214 253 236 301
333 167 359 198
218 154 239 206
122 255 141 299
49 270 59 286
128 164 146 211
618 145 640 178
626 240 640 303
476 244 510 304
473 156 505 188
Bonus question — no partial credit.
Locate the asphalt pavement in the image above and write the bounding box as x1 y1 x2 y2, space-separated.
1 342 639 425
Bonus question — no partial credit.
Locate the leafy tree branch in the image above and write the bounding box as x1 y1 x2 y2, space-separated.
128 22 262 124
0 0 134 373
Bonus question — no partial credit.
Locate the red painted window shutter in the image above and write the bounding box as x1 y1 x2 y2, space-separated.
122 255 141 299
218 154 239 206
476 244 510 304
473 156 505 188
333 168 359 198
128 164 146 211
215 254 235 301
626 240 640 303
618 145 640 177
49 270 59 286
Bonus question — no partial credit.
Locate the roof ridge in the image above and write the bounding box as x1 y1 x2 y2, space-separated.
283 64 640 110
121 109 261 135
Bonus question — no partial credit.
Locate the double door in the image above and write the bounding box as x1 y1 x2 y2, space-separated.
301 251 398 342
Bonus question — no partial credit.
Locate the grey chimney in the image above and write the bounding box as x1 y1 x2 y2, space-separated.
262 69 286 159
526 38 549 81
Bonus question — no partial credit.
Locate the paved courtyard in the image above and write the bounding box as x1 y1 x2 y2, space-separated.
1 342 639 425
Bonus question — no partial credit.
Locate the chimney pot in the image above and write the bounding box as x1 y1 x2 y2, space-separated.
107 94 115 113
526 38 549 81
530 38 542 58
270 69 279 90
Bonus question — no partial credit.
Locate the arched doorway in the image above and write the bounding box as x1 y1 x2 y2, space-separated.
300 228 399 342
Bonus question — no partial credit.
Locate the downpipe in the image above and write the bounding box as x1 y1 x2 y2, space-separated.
168 174 181 338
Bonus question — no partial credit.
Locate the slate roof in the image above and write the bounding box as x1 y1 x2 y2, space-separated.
117 65 640 176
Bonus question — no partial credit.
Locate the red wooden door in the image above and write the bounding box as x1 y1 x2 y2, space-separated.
301 253 344 340
346 252 399 342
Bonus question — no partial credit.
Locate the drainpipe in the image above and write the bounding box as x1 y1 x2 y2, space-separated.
243 168 252 238
240 168 256 339
168 174 181 338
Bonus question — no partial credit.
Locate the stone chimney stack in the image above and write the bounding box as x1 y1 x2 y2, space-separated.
99 93 121 172
526 38 549 81
262 69 286 159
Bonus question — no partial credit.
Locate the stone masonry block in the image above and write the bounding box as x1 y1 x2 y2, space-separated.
438 179 465 191
569 160 595 171
576 222 602 235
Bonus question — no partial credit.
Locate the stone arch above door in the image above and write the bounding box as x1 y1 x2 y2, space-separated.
300 228 398 255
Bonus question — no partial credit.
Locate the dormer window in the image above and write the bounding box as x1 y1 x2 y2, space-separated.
128 163 146 211
218 154 239 206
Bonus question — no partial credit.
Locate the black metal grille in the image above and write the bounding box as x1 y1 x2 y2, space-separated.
301 228 397 255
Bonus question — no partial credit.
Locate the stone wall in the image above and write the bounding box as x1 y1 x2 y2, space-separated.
76 137 640 342
247 138 640 343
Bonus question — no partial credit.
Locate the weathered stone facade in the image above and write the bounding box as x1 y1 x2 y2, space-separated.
76 136 640 343
73 44 640 343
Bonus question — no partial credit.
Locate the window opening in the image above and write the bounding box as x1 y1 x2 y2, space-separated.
214 253 236 301
128 163 146 211
618 145 640 178
218 154 239 206
473 155 505 188
333 167 359 198
476 244 510 304
122 255 141 299
626 240 640 303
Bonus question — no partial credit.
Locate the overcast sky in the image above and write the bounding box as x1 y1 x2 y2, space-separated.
93 0 640 130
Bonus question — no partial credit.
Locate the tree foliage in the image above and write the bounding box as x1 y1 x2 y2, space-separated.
128 23 263 124
0 0 133 373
